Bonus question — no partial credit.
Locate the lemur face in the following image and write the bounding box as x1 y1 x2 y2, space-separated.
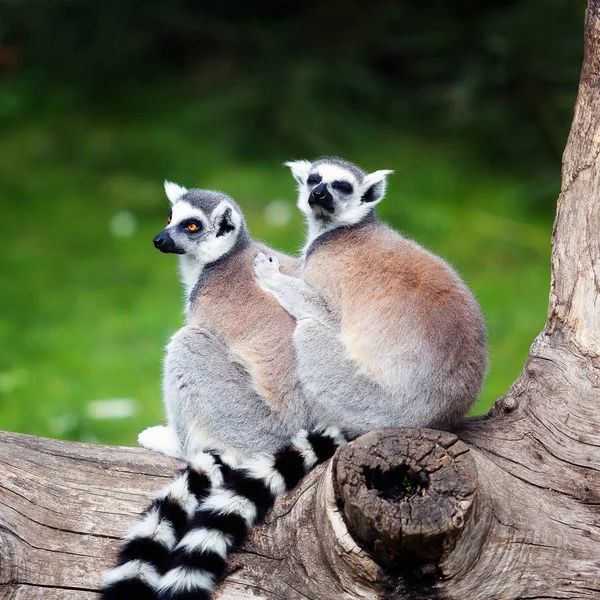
285 158 393 229
153 183 243 264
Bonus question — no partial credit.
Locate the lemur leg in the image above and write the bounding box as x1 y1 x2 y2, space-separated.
138 424 182 459
163 326 295 458
253 252 334 327
293 318 397 438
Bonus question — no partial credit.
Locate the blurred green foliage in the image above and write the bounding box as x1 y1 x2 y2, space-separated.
0 0 586 445
2 0 586 178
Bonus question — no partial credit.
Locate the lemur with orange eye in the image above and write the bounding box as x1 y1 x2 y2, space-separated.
101 183 346 600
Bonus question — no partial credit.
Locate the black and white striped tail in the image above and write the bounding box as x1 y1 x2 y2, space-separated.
101 453 226 600
157 427 347 600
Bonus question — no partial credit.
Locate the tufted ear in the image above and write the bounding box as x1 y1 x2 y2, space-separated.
164 181 188 204
284 160 312 186
210 202 239 238
360 170 394 204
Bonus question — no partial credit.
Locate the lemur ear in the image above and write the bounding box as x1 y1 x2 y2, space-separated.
284 160 312 185
360 170 394 204
164 181 188 204
211 202 238 237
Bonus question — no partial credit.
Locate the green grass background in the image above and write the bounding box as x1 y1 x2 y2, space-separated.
0 85 553 447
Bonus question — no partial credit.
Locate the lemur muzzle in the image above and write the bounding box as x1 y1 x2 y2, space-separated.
308 183 334 213
153 231 180 254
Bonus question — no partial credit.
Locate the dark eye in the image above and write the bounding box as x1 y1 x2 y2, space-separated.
332 180 353 194
307 173 322 185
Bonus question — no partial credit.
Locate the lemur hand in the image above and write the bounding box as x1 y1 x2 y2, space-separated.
253 252 281 289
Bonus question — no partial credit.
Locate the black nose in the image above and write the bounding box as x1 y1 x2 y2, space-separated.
312 183 327 200
153 231 180 253
308 183 334 213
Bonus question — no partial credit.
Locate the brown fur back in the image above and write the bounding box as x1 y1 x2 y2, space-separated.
304 222 486 393
188 244 300 410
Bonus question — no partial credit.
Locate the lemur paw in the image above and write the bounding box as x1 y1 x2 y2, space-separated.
138 425 182 459
253 252 281 286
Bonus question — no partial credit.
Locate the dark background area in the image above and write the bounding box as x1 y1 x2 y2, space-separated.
0 0 587 444
2 0 584 176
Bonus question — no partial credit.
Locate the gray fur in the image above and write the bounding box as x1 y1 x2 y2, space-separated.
312 156 366 180
292 318 476 436
179 188 232 213
163 327 299 456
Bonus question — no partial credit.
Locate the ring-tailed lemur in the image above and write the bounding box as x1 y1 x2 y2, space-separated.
253 157 488 437
101 183 346 600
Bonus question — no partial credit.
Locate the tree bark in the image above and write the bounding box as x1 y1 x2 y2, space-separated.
2 2 600 599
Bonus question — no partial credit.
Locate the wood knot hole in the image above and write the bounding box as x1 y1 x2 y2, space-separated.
364 464 429 502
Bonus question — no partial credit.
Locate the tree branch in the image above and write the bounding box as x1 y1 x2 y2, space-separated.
548 0 600 352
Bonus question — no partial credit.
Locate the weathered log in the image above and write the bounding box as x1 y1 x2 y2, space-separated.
2 0 600 598
0 428 477 599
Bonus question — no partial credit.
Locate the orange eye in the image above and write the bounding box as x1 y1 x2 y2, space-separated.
187 223 198 232
167 216 172 224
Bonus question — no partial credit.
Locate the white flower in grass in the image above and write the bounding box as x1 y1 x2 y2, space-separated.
109 211 137 238
263 200 293 228
87 398 136 419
